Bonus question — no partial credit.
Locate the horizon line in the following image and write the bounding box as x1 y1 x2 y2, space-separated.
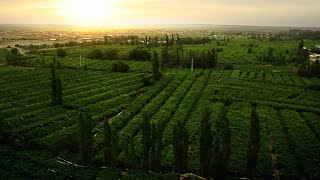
0 23 319 29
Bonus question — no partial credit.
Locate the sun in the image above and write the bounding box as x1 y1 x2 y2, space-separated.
60 0 119 25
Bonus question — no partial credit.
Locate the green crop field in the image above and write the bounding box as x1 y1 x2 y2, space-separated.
1 34 320 179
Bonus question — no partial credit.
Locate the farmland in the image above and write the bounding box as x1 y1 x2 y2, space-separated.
1 30 320 179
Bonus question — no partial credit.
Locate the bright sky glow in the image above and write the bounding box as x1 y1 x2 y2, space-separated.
0 0 319 27
60 0 119 25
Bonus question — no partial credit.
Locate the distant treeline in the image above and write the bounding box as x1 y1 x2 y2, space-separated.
250 29 320 41
161 45 218 68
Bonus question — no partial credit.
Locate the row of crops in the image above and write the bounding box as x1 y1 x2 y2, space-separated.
0 66 149 148
0 145 182 179
39 39 311 65
26 56 153 73
1 65 319 179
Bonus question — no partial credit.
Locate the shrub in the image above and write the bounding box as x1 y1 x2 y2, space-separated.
217 48 224 52
112 62 129 73
10 48 19 55
224 63 234 70
129 48 151 61
104 49 119 60
297 61 320 77
141 76 153 86
88 49 104 59
57 48 67 58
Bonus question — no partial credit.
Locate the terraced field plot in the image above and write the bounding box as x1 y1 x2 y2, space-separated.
1 66 320 179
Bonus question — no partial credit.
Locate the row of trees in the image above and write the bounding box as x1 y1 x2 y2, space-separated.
161 45 218 68
249 30 320 41
297 60 320 77
50 59 63 105
295 39 320 77
257 40 311 66
76 103 235 179
87 48 151 61
0 48 23 66
258 47 286 65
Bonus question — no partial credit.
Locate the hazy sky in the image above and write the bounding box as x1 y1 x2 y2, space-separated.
0 0 319 27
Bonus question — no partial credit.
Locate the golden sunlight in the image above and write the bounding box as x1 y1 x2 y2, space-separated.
60 0 119 25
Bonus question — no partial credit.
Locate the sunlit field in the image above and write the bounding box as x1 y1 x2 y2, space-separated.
1 0 320 179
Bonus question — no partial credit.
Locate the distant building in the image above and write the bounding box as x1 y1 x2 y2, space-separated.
310 53 320 62
81 38 92 42
96 37 104 42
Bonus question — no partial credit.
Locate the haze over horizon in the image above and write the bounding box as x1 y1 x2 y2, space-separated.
0 0 319 27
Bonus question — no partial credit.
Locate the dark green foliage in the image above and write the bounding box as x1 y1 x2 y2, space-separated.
310 48 320 54
170 34 175 45
307 84 320 91
10 48 19 55
248 48 252 54
150 124 163 172
104 49 119 60
103 119 118 167
56 78 63 104
211 106 231 179
293 39 309 64
298 39 304 50
153 51 162 81
1 48 21 66
165 34 169 47
246 106 260 178
84 64 88 71
0 116 3 144
297 61 320 77
98 167 121 180
111 62 129 73
141 115 151 169
0 146 100 179
173 121 188 173
224 63 234 70
50 60 63 105
65 41 80 47
260 47 286 65
57 48 67 58
87 48 120 60
178 36 211 45
124 136 138 169
79 111 93 165
56 61 62 69
129 48 151 61
88 48 104 59
141 76 153 86
200 109 213 178
161 46 217 68
216 48 224 52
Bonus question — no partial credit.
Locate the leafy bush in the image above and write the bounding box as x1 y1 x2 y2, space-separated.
141 76 153 86
10 48 19 55
224 63 234 70
129 48 151 61
104 49 119 60
57 48 67 58
112 62 129 72
297 61 320 77
88 49 104 59
216 48 223 52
